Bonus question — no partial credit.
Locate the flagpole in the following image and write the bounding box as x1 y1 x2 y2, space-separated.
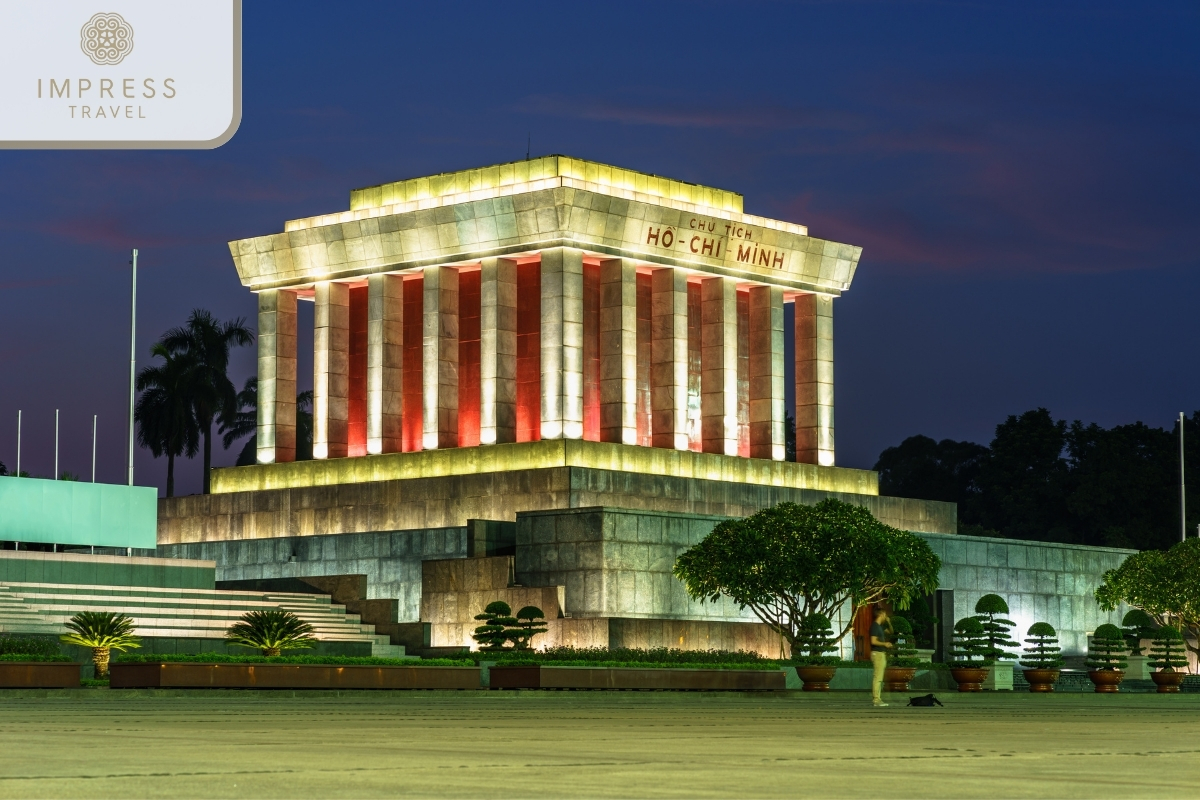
128 249 138 487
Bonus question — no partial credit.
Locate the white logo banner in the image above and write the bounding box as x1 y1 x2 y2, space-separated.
0 0 241 149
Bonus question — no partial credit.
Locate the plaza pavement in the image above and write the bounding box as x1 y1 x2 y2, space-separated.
0 690 1197 798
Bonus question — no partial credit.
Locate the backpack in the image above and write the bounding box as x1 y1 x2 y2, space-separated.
907 693 943 707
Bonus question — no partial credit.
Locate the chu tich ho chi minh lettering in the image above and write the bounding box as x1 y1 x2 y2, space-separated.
642 217 787 270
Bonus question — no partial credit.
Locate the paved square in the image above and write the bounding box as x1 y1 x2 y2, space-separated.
1 691 1197 798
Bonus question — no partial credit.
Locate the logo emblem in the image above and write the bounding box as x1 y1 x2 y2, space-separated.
80 12 134 65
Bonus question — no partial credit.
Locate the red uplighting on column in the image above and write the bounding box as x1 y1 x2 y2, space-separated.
515 260 541 443
458 269 481 448
687 280 702 452
402 275 423 452
737 287 750 458
347 285 368 457
583 260 600 442
635 271 652 447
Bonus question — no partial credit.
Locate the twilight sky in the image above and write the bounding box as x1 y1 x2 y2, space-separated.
0 0 1197 496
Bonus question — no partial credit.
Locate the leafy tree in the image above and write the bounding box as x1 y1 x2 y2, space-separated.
220 377 315 465
784 411 796 462
889 615 920 668
1149 626 1188 673
972 594 1019 661
472 601 518 651
135 342 200 497
160 310 253 494
976 409 1073 542
949 617 989 667
792 613 839 665
510 606 548 650
1019 622 1064 670
226 609 316 657
673 500 941 653
1086 624 1128 672
1096 537 1200 660
0 460 6 475
60 611 140 678
1121 609 1157 657
874 434 989 517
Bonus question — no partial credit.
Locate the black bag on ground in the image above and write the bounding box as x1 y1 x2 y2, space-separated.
907 693 943 707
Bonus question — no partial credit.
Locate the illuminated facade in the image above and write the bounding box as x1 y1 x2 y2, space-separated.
238 155 851 475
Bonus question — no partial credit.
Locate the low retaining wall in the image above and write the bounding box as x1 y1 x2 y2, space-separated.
109 662 480 690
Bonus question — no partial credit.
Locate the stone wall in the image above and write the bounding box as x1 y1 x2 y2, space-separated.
925 532 1134 657
158 526 469 624
158 466 955 544
0 549 214 589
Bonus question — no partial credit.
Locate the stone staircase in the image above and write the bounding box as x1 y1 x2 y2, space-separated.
0 582 405 658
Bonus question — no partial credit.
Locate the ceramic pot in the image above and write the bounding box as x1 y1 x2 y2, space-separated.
1021 668 1060 693
1151 669 1185 694
795 666 837 691
884 666 917 692
950 667 988 692
1088 669 1124 693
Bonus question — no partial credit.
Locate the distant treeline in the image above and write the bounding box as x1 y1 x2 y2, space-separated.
874 408 1199 551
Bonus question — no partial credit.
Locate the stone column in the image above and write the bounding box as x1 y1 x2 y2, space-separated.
480 257 517 445
795 293 835 466
313 281 349 460
256 288 297 464
598 258 638 445
748 285 785 460
700 277 738 456
366 273 404 455
423 265 459 450
651 267 689 450
540 247 584 440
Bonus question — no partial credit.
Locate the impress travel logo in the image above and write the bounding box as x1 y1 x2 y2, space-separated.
0 1 241 149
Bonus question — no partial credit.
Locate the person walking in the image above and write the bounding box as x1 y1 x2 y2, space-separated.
870 607 893 707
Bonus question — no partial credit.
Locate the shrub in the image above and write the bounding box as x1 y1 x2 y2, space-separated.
1086 623 1129 672
949 617 990 667
1149 626 1188 672
226 609 317 657
889 616 921 668
1019 622 1064 670
60 611 140 678
1121 609 1157 656
973 594 1019 662
510 606 548 651
895 599 938 650
792 614 840 666
0 635 60 658
485 647 773 666
115 652 473 667
472 601 517 652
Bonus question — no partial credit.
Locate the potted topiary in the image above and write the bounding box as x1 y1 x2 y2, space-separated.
883 616 920 691
1086 623 1128 693
949 617 990 692
1121 609 1157 680
1019 622 1064 692
792 613 840 691
1148 625 1188 693
973 594 1018 690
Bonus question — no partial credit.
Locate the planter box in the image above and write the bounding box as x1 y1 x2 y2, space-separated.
489 665 784 691
0 662 81 688
109 662 480 690
1125 655 1150 681
983 664 1013 691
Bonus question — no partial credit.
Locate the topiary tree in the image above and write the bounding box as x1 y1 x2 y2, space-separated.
972 594 1019 662
1121 609 1157 657
1086 623 1129 672
1019 622 1064 670
949 617 989 667
889 615 920 668
1149 626 1188 673
510 606 549 651
1096 537 1200 660
792 613 839 665
60 611 140 678
673 500 941 655
226 609 317 656
472 601 517 652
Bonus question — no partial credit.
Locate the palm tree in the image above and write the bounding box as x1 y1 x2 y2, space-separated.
161 310 253 494
135 343 199 497
220 377 315 466
60 611 140 678
226 609 317 657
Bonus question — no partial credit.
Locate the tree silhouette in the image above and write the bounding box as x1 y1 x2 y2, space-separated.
135 343 199 497
220 377 314 466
